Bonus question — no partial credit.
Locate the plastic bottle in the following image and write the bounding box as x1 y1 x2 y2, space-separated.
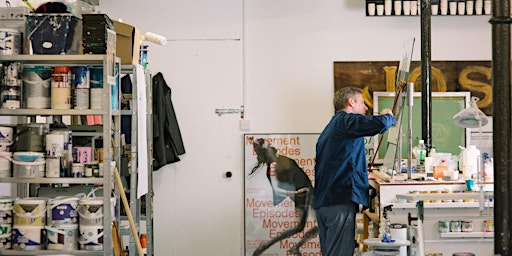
483 152 493 180
462 145 480 179
417 140 426 173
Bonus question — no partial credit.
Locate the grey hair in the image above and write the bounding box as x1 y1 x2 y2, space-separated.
333 87 363 111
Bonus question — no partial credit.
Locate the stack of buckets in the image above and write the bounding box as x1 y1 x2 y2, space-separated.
0 197 14 249
46 196 80 250
12 197 46 250
0 126 13 177
78 196 104 250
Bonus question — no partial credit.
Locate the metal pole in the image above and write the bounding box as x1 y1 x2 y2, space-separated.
420 0 433 154
490 0 512 254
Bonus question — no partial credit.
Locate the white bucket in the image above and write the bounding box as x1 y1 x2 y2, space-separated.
45 156 60 178
47 197 79 226
13 152 44 162
12 159 45 178
46 133 66 157
12 225 43 250
0 126 13 146
13 198 46 226
46 224 78 251
0 152 12 178
0 29 22 55
78 225 103 251
0 197 14 224
78 198 103 226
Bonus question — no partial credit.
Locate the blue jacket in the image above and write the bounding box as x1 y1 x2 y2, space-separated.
314 111 396 208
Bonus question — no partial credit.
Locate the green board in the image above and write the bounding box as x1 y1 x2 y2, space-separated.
373 92 470 159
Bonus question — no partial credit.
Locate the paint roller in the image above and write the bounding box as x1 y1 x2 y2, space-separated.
141 32 167 46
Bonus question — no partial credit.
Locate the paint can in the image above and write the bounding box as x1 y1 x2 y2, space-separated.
0 231 11 249
13 198 46 227
73 88 89 109
0 152 12 178
13 123 49 152
1 62 21 109
89 88 103 110
22 66 52 109
72 163 84 177
51 87 71 109
0 126 13 146
78 225 103 251
45 157 60 178
45 133 67 157
47 197 79 226
73 146 92 164
0 29 22 55
12 225 43 250
12 159 45 178
0 197 14 224
78 198 103 226
89 66 103 88
71 66 90 88
46 224 78 251
51 66 71 88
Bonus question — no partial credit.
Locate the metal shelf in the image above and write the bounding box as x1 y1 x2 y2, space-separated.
0 54 105 65
0 177 104 184
440 232 494 238
0 250 104 255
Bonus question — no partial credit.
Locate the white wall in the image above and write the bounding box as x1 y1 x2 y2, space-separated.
99 0 491 255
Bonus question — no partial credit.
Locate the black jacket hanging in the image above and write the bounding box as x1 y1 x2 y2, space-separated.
152 72 185 170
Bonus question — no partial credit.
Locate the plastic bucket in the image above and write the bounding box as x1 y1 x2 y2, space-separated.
78 225 103 251
0 152 12 178
0 232 11 249
22 66 52 109
47 197 79 226
13 152 44 162
46 224 78 251
0 126 13 146
0 197 15 224
13 198 46 226
12 159 45 178
0 28 22 55
12 225 43 250
78 198 103 226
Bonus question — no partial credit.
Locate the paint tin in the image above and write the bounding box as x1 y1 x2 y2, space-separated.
78 198 103 226
0 152 12 178
0 29 22 55
51 66 71 88
13 123 49 152
46 224 78 251
13 198 46 227
0 197 14 224
78 225 103 251
462 221 474 232
438 220 450 233
73 88 89 109
0 231 10 249
51 87 71 109
71 66 90 88
72 163 84 177
0 126 13 146
45 156 60 178
89 66 103 88
73 146 92 164
89 88 103 110
1 62 21 109
450 220 462 232
47 197 79 226
22 66 52 109
483 220 494 232
12 159 45 178
12 225 43 250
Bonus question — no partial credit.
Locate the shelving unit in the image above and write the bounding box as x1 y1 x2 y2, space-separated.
0 54 116 256
118 64 154 256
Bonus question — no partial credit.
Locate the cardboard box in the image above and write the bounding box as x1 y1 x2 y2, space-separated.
113 20 140 65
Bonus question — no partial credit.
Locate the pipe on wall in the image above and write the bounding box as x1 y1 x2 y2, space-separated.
490 0 512 254
420 0 433 153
